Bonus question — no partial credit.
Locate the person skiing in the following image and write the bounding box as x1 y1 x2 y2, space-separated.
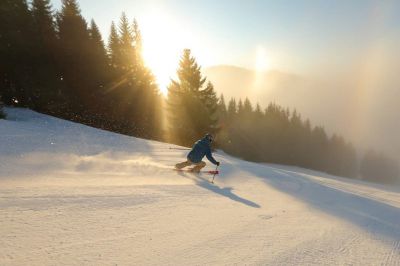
175 133 220 172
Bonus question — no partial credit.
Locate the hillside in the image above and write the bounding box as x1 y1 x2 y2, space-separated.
203 65 340 134
1 108 400 265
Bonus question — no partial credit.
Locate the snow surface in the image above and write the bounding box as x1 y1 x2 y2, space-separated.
1 107 400 265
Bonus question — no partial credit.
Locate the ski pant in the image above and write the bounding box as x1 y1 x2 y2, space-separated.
175 160 206 172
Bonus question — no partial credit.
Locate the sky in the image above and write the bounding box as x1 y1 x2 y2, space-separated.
50 0 400 79
49 0 400 160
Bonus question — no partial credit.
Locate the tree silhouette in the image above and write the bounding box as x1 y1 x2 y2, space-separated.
57 0 92 114
360 150 399 184
0 0 36 107
167 49 219 146
217 96 359 178
30 0 63 112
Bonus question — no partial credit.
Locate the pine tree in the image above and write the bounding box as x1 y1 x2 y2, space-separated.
199 82 219 133
87 19 111 124
237 99 244 116
89 20 107 64
243 98 253 117
106 16 161 138
109 13 137 134
31 0 56 46
30 0 62 112
118 13 135 70
57 0 91 115
0 0 36 107
227 98 237 118
218 94 227 118
254 104 263 118
132 19 143 63
216 94 229 148
360 150 399 184
108 22 120 69
310 126 329 171
130 19 162 138
167 49 218 146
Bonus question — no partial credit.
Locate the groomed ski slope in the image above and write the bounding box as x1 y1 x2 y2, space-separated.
1 108 400 266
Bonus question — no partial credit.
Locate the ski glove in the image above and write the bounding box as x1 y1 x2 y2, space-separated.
216 162 220 166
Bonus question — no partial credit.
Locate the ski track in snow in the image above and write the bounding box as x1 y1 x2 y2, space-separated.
1 108 400 265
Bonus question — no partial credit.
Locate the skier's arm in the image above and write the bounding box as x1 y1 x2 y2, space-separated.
205 147 218 165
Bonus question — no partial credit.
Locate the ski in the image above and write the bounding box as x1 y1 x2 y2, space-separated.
173 168 219 175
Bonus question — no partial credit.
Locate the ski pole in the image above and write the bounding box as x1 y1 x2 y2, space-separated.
211 165 219 183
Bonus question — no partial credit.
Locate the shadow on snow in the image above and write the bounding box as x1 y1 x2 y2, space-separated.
237 161 400 242
177 171 260 209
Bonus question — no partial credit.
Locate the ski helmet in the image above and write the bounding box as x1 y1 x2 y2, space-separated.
205 133 214 142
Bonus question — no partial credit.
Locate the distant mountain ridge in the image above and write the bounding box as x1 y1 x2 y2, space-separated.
203 64 345 141
203 65 304 105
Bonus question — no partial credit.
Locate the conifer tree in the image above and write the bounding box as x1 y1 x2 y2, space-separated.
104 22 122 128
89 20 108 64
31 0 56 46
254 103 263 117
167 49 218 146
237 99 244 116
0 0 36 106
131 19 162 138
87 19 110 122
88 20 109 87
216 94 229 148
227 98 237 118
218 94 227 120
118 13 135 70
243 98 253 116
138 17 159 136
57 0 91 114
221 98 237 152
310 126 329 170
30 0 62 112
110 13 137 133
360 150 399 184
199 82 219 132
132 19 143 62
106 15 161 138
108 22 121 70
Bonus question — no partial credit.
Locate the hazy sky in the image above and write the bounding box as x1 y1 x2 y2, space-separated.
50 0 400 74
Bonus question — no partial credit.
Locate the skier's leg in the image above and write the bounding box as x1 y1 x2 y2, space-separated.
175 160 192 169
191 161 206 172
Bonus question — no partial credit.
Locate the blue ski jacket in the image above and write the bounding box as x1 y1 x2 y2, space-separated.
187 137 218 165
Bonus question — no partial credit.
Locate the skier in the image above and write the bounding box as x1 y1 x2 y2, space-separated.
175 133 220 172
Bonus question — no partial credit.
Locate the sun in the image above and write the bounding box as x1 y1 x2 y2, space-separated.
139 8 212 97
255 46 271 72
140 10 188 96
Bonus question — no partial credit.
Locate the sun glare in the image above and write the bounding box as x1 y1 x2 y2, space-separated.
255 47 271 72
141 10 189 96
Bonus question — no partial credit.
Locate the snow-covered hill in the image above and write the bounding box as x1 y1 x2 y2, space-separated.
1 108 400 265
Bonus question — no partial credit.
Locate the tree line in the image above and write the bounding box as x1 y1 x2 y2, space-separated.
218 98 358 177
0 0 161 138
0 0 398 185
